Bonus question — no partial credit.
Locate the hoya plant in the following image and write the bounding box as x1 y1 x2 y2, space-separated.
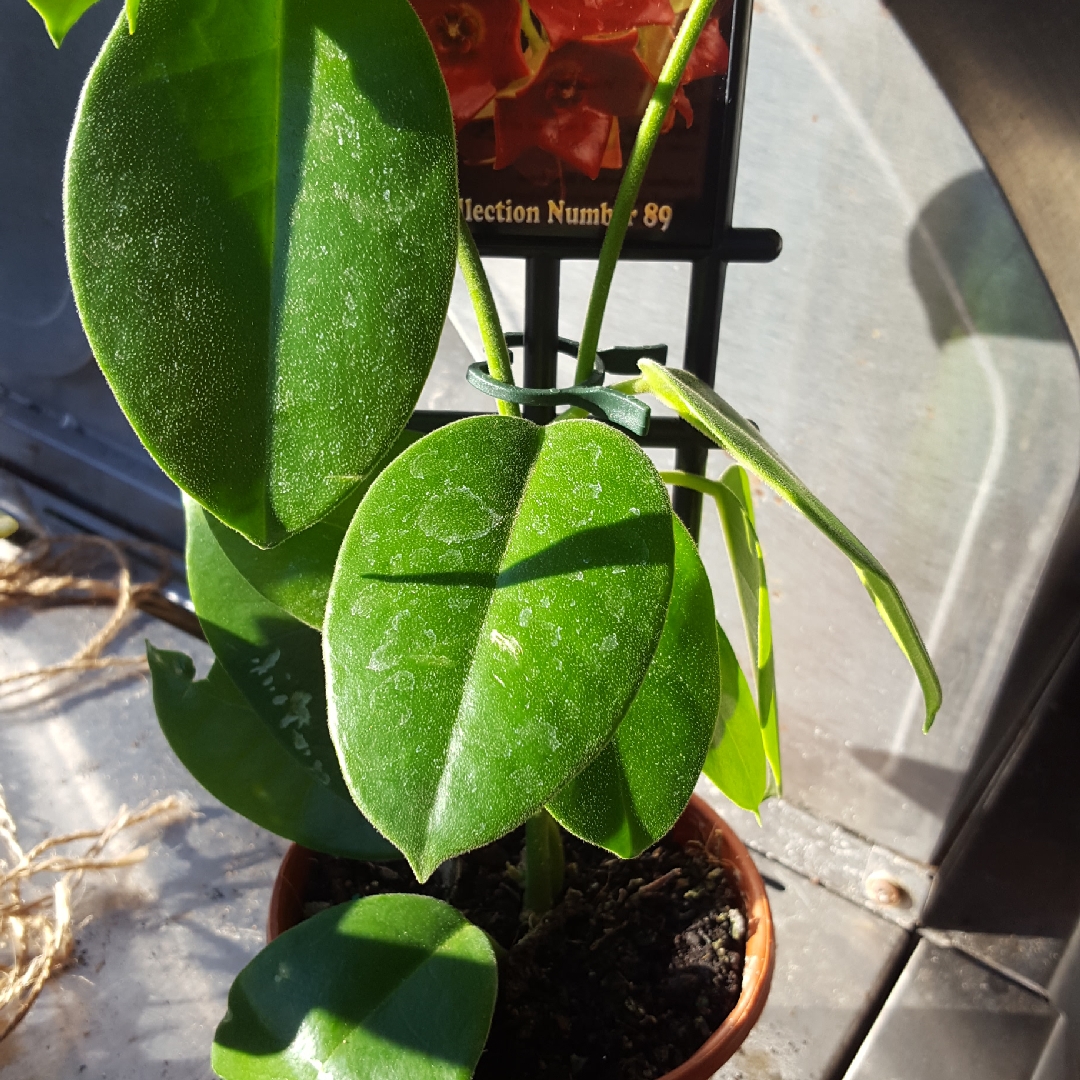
30 0 941 1073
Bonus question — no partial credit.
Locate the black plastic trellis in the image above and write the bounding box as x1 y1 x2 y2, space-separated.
407 0 781 542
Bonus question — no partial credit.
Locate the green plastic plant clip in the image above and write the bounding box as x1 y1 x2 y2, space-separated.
466 361 652 436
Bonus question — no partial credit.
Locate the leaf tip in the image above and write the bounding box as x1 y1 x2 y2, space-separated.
407 849 439 886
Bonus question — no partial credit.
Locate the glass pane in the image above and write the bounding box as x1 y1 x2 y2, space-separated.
460 0 1079 863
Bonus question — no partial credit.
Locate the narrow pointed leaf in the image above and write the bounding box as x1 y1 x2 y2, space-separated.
25 0 101 46
547 516 719 857
148 648 396 860
703 623 768 813
640 360 942 731
186 497 347 801
208 431 421 628
213 894 497 1080
713 466 781 792
65 0 458 545
325 416 675 881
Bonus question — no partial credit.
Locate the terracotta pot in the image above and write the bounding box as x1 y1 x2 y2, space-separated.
267 793 775 1079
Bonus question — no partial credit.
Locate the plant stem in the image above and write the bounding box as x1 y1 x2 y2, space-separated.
523 807 565 916
457 210 520 418
659 469 728 499
574 0 718 385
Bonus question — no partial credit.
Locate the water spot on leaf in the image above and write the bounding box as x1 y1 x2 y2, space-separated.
417 486 504 544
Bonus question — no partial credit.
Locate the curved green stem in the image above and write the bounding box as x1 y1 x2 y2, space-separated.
574 0 718 385
457 210 520 418
610 375 650 396
659 469 728 499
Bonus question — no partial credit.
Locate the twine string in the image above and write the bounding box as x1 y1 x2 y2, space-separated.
0 517 193 1041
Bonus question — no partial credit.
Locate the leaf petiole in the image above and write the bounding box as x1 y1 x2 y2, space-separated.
523 807 565 916
457 210 520 418
659 469 728 500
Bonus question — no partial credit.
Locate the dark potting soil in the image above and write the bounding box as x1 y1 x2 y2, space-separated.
300 828 746 1080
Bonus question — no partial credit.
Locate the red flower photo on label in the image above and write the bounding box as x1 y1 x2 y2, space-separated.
528 0 674 48
495 35 653 180
409 0 736 243
411 0 531 128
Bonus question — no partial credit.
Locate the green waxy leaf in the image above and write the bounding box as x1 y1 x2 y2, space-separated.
212 894 497 1080
640 360 942 732
186 497 346 801
148 648 396 860
703 623 767 814
208 431 421 629
547 516 719 858
325 416 675 881
712 466 780 793
65 0 458 545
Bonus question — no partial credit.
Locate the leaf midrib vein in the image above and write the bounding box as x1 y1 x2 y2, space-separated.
422 427 547 855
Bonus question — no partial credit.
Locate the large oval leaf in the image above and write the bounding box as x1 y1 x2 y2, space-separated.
186 496 346 800
148 647 397 860
641 360 942 732
208 431 422 629
547 515 719 858
212 894 497 1080
325 416 675 881
65 0 458 545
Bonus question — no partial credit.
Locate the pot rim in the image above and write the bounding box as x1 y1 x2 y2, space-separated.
662 793 775 1079
267 792 774 1079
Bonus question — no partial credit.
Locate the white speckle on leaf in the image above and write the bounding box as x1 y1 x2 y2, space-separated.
251 649 280 675
490 629 522 658
280 692 313 730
